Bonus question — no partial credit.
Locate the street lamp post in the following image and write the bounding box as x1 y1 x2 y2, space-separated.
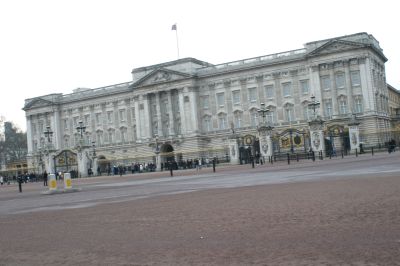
44 126 53 145
76 121 86 143
308 95 321 120
257 103 274 162
154 135 161 171
308 95 325 154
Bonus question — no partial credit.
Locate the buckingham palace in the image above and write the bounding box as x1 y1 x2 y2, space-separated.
23 32 399 176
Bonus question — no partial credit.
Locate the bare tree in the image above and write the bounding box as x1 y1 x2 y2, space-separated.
0 121 27 165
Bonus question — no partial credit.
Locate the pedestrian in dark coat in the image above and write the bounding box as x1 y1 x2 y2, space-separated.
43 171 48 186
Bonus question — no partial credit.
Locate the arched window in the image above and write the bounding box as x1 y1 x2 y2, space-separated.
284 103 294 122
218 113 227 130
354 96 364 113
338 96 348 115
233 111 243 128
202 115 212 132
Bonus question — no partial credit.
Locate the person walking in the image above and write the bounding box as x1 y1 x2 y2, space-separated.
43 171 48 186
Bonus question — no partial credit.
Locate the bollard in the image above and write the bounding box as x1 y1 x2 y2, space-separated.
287 153 290 165
320 151 323 160
251 157 255 168
312 151 315 162
329 152 332 159
170 165 173 177
64 172 72 190
212 159 216 172
372 147 374 156
355 149 358 157
17 176 22 193
48 173 57 192
296 153 299 162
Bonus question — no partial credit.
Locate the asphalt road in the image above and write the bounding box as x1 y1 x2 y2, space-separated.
1 152 399 216
1 152 400 266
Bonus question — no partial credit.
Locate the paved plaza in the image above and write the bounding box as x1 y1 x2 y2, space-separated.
1 152 400 265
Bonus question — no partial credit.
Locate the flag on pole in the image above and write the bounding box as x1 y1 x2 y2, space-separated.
171 24 177 31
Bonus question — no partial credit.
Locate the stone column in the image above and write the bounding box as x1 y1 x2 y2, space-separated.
344 60 353 113
178 89 187 135
258 127 273 159
329 64 338 116
77 149 90 178
53 108 62 150
188 87 199 133
348 115 360 152
228 137 239 165
143 94 151 139
26 115 33 153
134 96 141 140
167 90 175 136
155 92 162 136
309 118 325 153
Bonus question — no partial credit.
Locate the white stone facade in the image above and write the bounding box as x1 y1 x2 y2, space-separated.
23 32 395 174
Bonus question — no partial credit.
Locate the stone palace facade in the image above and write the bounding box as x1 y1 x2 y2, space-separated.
23 32 396 176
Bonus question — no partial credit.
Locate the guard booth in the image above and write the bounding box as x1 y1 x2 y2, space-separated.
53 150 78 178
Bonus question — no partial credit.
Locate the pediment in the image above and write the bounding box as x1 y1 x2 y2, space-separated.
307 40 367 57
23 98 54 110
130 68 194 88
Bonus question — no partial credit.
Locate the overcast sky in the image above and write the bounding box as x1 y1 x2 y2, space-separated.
0 0 398 131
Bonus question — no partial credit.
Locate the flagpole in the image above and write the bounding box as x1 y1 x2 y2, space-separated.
172 23 180 59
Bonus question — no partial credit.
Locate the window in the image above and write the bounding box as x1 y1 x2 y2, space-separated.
303 105 311 120
300 80 309 95
84 115 90 126
216 93 225 107
265 85 274 98
107 111 113 124
324 99 332 118
203 116 212 132
32 123 37 135
64 137 69 148
96 113 102 125
121 129 126 143
96 132 103 146
108 130 114 143
339 98 348 114
282 83 292 97
267 110 275 124
119 109 126 122
335 73 345 89
234 112 242 128
131 108 136 121
284 105 294 122
351 71 361 87
321 76 331 90
202 96 210 109
248 87 257 102
232 90 241 105
250 111 259 127
218 114 227 130
354 97 363 113
73 117 79 127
